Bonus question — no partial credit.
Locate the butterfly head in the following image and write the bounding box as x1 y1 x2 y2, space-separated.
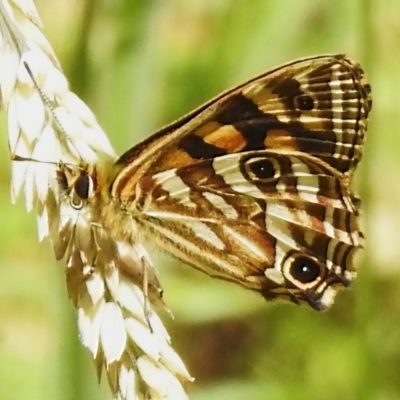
56 159 122 210
56 164 96 210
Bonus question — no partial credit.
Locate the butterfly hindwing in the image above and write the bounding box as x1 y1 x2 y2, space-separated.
130 150 361 309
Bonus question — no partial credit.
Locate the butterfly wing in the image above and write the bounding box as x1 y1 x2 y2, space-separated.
114 54 371 195
109 54 370 309
128 150 361 309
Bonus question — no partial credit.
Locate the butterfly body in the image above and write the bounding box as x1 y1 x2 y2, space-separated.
56 54 371 310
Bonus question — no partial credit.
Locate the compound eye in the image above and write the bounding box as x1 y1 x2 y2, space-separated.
74 175 92 200
70 174 93 210
283 252 324 287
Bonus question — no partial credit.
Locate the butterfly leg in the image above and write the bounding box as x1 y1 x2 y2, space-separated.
140 255 156 333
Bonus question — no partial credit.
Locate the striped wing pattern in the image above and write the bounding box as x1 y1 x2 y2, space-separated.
114 55 371 179
128 150 360 309
102 54 371 309
60 54 371 310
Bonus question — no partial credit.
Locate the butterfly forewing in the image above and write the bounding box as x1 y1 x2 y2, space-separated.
114 54 371 189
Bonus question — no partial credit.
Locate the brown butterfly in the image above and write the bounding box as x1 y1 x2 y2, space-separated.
56 54 371 312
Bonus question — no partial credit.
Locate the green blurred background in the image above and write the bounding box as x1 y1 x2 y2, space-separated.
0 0 398 399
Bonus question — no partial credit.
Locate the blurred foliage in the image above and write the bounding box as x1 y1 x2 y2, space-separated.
0 0 399 399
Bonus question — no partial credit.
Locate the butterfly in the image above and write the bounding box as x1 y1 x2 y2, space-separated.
53 53 371 313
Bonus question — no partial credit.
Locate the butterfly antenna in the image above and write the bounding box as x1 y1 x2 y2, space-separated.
22 62 84 162
23 62 64 132
10 154 78 169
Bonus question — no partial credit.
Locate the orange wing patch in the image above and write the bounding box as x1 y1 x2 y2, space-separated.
264 129 300 151
203 125 247 152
